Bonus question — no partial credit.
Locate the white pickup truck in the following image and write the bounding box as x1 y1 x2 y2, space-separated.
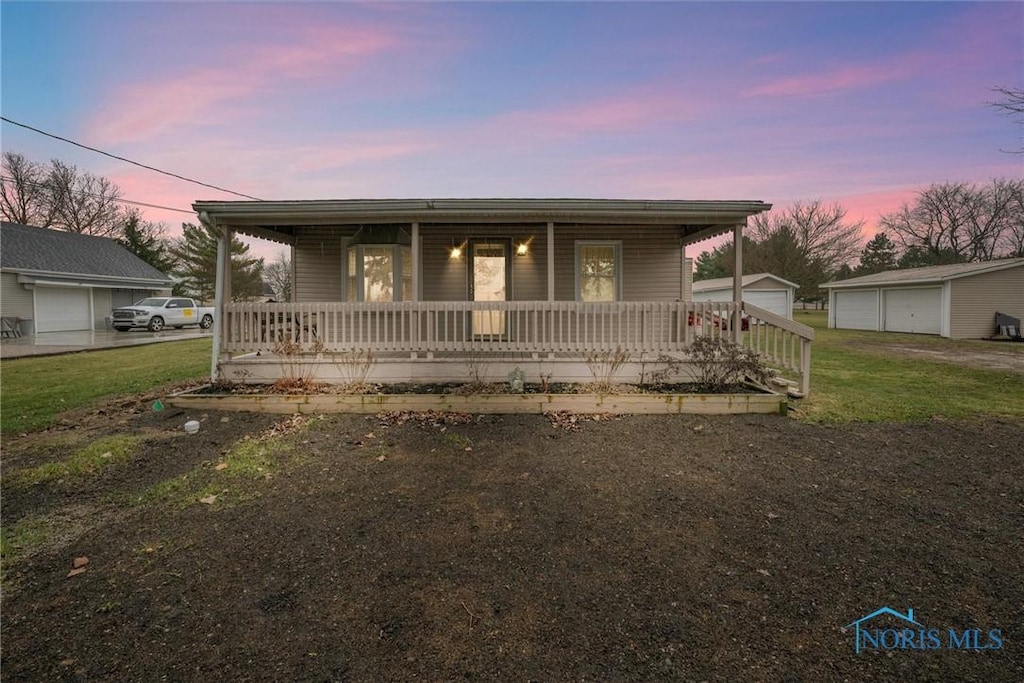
111 297 214 332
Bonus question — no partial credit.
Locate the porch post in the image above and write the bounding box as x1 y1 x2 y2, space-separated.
732 221 743 343
410 222 420 301
547 221 555 301
207 215 231 380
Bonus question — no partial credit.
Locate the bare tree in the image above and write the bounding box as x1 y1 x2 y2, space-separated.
264 250 293 302
47 159 125 237
990 86 1024 153
879 179 1024 262
0 151 56 227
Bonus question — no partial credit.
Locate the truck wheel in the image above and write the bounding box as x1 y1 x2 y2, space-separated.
148 316 165 332
200 314 213 329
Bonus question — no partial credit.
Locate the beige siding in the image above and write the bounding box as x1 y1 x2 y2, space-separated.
683 258 693 301
293 227 351 302
554 225 682 301
949 266 1024 338
745 278 784 291
0 272 34 319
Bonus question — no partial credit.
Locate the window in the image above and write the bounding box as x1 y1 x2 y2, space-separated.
575 241 621 302
345 244 412 302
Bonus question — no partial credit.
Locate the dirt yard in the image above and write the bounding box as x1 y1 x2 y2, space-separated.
1 394 1021 681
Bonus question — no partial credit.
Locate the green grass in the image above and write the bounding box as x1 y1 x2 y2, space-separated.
793 310 1024 423
7 434 142 488
1 338 212 433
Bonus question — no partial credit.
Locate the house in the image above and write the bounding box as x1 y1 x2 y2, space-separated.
192 198 815 393
822 258 1024 338
691 273 797 319
0 222 174 333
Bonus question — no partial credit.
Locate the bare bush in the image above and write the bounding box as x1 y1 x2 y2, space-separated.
687 336 772 393
584 347 629 394
332 350 375 393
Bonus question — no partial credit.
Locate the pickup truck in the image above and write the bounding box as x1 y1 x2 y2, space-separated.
111 297 214 332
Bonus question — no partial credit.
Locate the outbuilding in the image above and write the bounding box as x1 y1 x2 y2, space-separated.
691 272 797 319
1 222 174 333
821 258 1024 338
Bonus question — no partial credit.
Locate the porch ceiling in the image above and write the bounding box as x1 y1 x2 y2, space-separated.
193 198 771 246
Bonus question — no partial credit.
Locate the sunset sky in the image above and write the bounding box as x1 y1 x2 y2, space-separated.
2 1 1021 261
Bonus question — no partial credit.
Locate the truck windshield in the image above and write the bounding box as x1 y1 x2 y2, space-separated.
134 298 169 307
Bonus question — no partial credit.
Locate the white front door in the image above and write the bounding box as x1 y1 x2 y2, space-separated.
471 242 508 337
35 286 92 332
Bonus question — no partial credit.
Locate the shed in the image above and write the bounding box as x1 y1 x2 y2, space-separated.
691 273 797 319
0 222 174 333
821 258 1024 338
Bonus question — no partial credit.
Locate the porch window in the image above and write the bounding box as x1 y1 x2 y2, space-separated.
575 241 621 302
345 244 412 302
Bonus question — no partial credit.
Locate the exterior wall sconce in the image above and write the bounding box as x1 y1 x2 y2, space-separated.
449 244 464 259
516 241 530 256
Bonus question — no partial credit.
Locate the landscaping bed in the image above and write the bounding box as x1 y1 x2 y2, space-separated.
1 394 1021 681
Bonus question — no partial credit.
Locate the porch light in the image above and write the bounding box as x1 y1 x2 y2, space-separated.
449 245 463 259
516 241 529 256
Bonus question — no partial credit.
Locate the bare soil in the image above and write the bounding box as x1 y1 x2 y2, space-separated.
1 394 1022 682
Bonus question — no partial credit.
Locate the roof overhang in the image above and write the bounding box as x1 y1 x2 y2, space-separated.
821 258 1024 289
193 198 773 246
5 267 174 290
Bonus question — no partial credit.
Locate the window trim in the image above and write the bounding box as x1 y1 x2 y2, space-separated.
574 240 622 302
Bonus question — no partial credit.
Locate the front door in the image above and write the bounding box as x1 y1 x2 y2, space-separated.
470 242 509 337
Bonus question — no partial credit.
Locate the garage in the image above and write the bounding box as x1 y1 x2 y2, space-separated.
35 286 93 333
883 288 942 334
823 258 1024 338
691 273 797 320
833 290 879 330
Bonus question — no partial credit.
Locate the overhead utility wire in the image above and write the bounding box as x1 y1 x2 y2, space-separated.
0 174 195 214
0 115 263 201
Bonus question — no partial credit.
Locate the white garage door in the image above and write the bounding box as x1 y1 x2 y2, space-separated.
35 286 92 332
743 290 791 319
883 287 942 335
834 290 879 331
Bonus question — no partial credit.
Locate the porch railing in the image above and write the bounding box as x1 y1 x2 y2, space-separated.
221 300 813 394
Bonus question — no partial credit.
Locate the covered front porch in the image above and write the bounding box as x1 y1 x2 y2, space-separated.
195 199 814 395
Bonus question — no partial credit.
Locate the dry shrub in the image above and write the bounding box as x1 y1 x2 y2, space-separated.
688 336 772 393
584 347 629 394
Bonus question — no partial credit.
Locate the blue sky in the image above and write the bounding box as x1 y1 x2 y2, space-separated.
2 1 1021 259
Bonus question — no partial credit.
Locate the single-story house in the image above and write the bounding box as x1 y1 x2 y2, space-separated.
691 273 797 319
821 258 1024 338
0 222 174 333
192 198 815 393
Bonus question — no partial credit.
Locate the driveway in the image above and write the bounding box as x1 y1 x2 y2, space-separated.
0 328 212 359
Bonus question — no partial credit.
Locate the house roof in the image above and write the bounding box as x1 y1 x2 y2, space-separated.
1 222 174 287
692 273 798 292
193 198 773 247
821 258 1024 289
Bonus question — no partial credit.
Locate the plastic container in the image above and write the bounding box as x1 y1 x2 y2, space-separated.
184 420 200 434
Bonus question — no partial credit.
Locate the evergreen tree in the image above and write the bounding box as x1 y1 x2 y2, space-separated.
693 236 758 280
856 232 898 275
117 210 174 273
170 222 264 303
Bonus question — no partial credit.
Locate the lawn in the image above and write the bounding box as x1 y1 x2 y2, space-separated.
0 338 212 433
793 310 1024 422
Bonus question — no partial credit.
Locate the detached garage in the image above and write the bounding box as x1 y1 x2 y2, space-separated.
1 222 174 333
692 273 796 319
822 258 1024 338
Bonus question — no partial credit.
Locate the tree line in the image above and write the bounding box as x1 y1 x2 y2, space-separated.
696 179 1024 304
1 151 291 303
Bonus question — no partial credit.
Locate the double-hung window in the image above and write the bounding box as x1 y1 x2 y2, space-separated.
575 241 621 302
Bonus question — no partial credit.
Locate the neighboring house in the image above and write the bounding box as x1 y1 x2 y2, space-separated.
0 222 174 333
821 258 1024 338
192 198 815 392
691 273 797 319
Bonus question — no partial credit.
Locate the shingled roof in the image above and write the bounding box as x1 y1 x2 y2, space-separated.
1 222 173 286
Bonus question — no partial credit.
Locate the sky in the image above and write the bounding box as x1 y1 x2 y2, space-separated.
2 1 1022 262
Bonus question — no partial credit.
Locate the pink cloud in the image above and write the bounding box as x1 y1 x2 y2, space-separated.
86 23 398 145
744 57 925 98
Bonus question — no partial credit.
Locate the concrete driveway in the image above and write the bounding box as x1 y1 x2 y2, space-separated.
0 328 212 359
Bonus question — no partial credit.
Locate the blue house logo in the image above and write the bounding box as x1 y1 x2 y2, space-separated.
845 606 1003 653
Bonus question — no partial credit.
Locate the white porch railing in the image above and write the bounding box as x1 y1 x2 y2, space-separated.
221 300 813 394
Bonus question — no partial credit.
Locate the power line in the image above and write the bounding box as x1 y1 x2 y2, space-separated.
1 115 263 201
1 174 195 214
